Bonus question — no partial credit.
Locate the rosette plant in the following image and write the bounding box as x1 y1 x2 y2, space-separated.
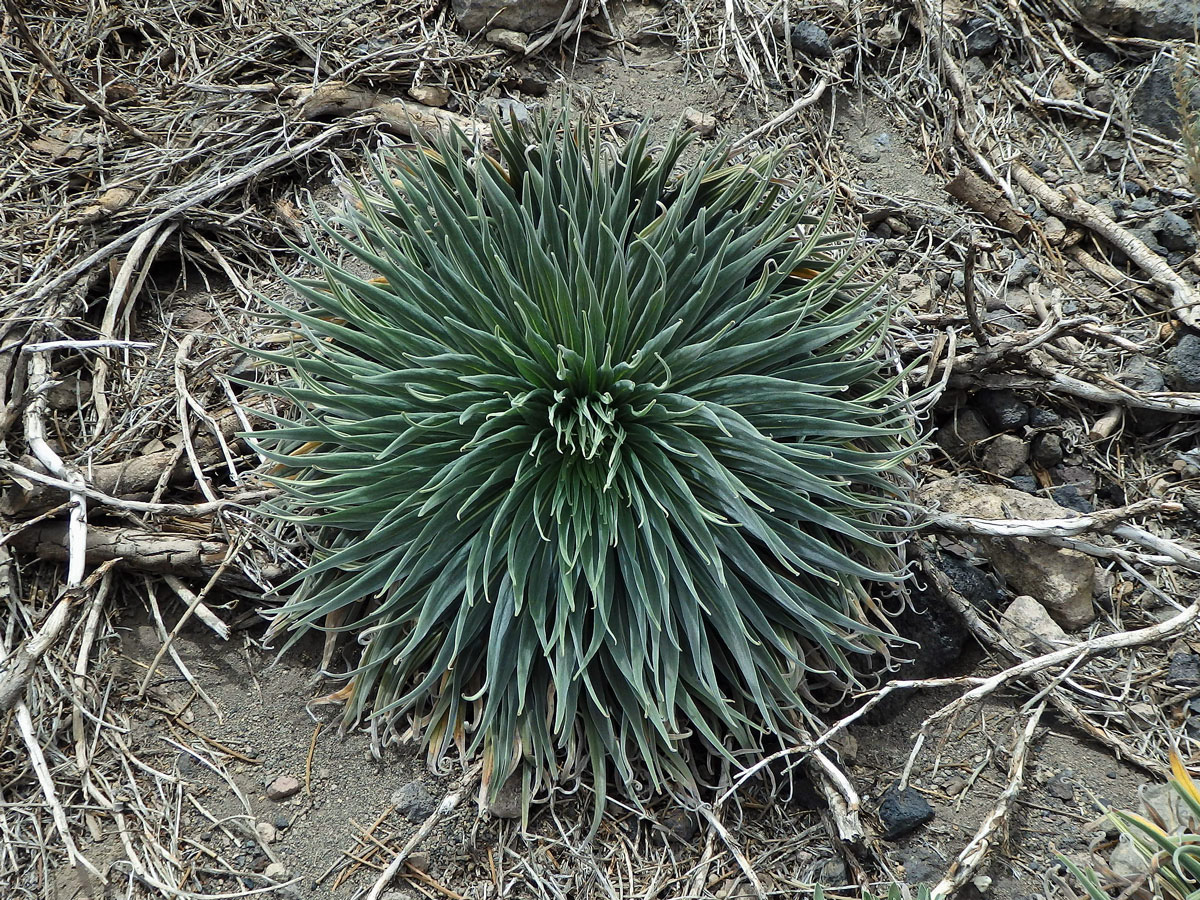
251 112 918 819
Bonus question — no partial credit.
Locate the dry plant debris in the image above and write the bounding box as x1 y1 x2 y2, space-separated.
1 0 1198 898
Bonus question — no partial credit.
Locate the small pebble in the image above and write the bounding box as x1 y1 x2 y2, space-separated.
683 106 717 137
878 783 935 840
789 21 833 58
264 862 288 880
486 28 528 53
266 775 302 801
1051 73 1076 100
1046 772 1076 802
964 17 999 56
408 84 450 108
255 821 278 844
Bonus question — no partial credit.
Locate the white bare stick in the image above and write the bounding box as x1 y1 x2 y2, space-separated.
928 498 1182 539
161 573 231 641
1012 162 1200 328
806 752 865 848
174 335 219 504
731 71 834 152
72 572 112 779
930 704 1045 900
0 457 253 516
92 221 171 434
23 339 155 353
25 348 87 585
696 803 767 900
365 766 481 900
924 601 1199 732
1112 524 1200 573
16 700 104 884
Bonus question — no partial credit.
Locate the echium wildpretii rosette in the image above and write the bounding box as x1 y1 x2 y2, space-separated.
247 112 918 822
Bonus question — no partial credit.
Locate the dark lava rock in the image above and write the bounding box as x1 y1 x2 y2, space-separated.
1134 58 1200 139
1046 772 1076 802
933 549 1005 609
1084 50 1118 71
1168 652 1200 687
1156 211 1197 252
1032 432 1064 468
1010 474 1038 493
1166 335 1200 392
878 783 935 840
1052 484 1094 514
1076 0 1200 40
975 389 1030 431
452 0 567 32
789 21 833 57
661 808 699 843
865 554 974 723
392 781 437 824
1007 254 1040 286
896 591 969 675
1085 84 1115 111
936 408 990 459
964 17 1000 55
1028 407 1062 428
897 846 946 884
1120 355 1167 392
1130 225 1168 257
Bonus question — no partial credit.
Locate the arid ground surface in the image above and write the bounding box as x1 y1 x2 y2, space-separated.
2 1 1199 899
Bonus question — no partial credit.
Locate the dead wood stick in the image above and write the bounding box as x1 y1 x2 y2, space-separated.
366 766 481 900
0 458 267 517
961 241 989 348
948 370 1200 415
1011 163 1200 329
930 704 1045 900
92 222 176 434
731 64 837 152
945 168 1030 238
25 340 88 586
1 412 246 515
292 82 491 142
928 498 1182 539
1069 244 1162 308
1112 523 1200 572
0 560 119 713
914 545 1171 777
22 123 350 308
806 753 863 848
695 804 767 900
909 315 1106 382
7 523 284 587
919 599 1200 736
15 702 104 886
806 753 902 888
